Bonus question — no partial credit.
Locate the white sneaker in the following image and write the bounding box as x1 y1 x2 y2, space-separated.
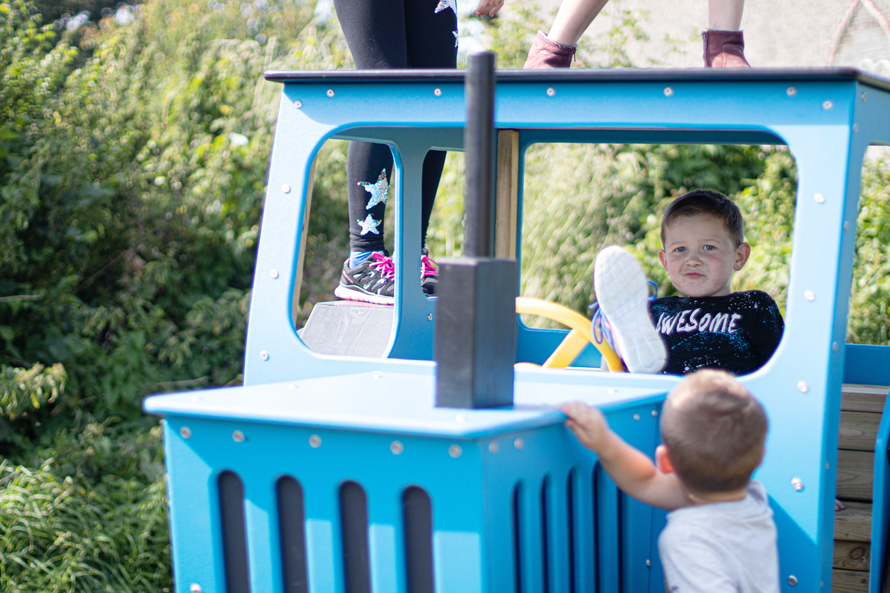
593 246 667 373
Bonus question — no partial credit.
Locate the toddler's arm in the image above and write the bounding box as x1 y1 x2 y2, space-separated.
559 401 690 510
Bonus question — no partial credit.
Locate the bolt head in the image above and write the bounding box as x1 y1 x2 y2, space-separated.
822 100 833 110
232 430 245 443
180 426 192 439
663 87 674 97
788 575 798 586
326 89 335 97
448 444 462 458
309 434 321 448
514 437 524 450
791 477 804 492
390 441 404 455
786 86 797 97
294 100 302 109
546 87 555 96
190 584 203 593
434 88 442 96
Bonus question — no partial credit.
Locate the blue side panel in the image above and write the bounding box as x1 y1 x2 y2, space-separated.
844 344 890 386
870 389 890 593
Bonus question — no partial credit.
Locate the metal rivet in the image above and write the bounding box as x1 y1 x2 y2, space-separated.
825 461 830 469
832 342 839 351
326 89 334 97
455 414 466 423
309 434 321 448
390 441 403 455
814 193 825 204
646 559 652 567
260 350 269 361
798 381 809 393
514 438 524 450
190 584 203 593
791 477 804 491
433 88 442 96
788 575 799 586
804 291 815 301
823 100 833 110
786 86 797 97
861 92 867 101
270 269 279 279
489 442 499 453
294 100 302 109
282 184 291 194
853 123 859 133
428 314 433 321
651 409 658 417
233 430 245 443
663 86 674 97
844 221 850 230
633 413 640 421
449 444 462 458
180 427 192 439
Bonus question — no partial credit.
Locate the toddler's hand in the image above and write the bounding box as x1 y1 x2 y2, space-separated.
559 401 610 452
472 0 504 17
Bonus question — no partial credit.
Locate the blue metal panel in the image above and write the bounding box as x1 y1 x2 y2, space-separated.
870 387 890 593
146 68 890 593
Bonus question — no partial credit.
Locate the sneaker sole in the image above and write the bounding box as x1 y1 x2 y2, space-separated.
594 246 666 373
335 285 394 306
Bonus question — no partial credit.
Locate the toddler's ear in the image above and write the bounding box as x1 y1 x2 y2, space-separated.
658 250 668 270
733 242 751 271
655 444 675 473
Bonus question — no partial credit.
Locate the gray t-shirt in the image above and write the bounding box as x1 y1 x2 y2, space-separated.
658 480 779 593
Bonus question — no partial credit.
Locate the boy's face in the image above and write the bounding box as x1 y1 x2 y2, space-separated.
658 214 750 298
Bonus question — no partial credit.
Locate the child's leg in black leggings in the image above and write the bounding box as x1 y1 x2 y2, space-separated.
334 0 457 261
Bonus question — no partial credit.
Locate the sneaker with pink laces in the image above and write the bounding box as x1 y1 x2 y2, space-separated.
334 251 395 305
421 249 438 297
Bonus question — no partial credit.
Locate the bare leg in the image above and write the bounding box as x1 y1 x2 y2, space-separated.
547 0 611 46
708 0 744 30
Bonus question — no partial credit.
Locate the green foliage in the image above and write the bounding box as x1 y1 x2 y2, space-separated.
849 152 890 344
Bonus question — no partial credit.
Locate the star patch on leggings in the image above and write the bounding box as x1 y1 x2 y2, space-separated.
434 0 457 15
358 169 389 209
357 214 381 235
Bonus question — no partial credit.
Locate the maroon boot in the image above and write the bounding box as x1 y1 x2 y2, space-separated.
702 29 750 68
523 31 576 69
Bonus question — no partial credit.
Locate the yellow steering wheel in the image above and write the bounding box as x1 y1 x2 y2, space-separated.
515 297 625 372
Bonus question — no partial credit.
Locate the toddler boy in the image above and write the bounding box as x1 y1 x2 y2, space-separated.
560 370 779 592
593 189 784 375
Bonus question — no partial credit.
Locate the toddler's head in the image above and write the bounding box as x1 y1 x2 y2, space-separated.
658 190 750 298
659 369 767 495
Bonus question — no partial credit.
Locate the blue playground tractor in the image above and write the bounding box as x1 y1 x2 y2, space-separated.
144 64 890 593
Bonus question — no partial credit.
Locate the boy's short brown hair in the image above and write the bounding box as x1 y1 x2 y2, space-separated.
661 190 745 246
660 369 767 493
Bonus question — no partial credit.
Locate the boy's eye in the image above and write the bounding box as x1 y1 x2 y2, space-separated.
674 246 686 253
703 245 716 251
